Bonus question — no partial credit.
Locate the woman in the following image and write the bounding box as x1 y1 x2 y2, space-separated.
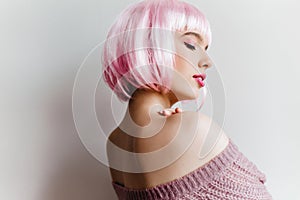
102 0 272 199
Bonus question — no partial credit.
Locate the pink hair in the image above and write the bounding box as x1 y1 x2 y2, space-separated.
101 0 212 102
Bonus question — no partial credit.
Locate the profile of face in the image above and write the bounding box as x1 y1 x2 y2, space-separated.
170 30 212 101
101 0 214 103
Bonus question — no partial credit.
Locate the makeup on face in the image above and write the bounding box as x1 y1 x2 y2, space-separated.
192 74 206 87
183 39 197 51
181 31 209 52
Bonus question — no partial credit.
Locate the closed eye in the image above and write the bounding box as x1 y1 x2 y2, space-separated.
184 42 196 51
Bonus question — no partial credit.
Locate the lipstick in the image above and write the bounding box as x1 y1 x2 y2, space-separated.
192 74 206 87
192 74 206 80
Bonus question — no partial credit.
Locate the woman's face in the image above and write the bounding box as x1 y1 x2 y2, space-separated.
170 30 212 100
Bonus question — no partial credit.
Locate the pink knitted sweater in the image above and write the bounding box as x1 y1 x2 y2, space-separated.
112 139 272 199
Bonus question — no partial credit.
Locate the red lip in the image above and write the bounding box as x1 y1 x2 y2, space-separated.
195 78 205 87
192 74 206 87
192 73 206 80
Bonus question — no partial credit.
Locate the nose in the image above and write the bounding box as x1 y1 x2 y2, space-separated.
198 52 213 71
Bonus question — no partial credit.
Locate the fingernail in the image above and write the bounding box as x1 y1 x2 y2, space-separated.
164 110 171 115
175 108 182 112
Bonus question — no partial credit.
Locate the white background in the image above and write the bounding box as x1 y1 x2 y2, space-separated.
1 0 299 199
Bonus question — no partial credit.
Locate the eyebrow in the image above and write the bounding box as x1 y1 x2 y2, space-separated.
181 31 209 50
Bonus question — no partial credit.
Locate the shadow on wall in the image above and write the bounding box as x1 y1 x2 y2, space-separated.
41 158 117 200
37 84 118 200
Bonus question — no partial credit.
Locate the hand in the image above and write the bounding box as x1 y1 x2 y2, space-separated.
158 107 183 117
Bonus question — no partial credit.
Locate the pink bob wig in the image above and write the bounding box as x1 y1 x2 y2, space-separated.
101 0 212 102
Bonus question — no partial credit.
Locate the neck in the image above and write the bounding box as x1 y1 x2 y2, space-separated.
123 88 178 127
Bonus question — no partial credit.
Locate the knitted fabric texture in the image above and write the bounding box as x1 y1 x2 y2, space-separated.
112 139 272 200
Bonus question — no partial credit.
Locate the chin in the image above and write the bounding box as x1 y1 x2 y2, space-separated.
170 83 200 100
185 86 201 99
179 90 199 100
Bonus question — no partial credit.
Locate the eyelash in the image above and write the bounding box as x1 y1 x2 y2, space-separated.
184 42 196 51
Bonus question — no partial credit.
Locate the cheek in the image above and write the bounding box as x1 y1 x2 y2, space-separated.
171 56 198 97
170 71 198 100
174 55 195 76
175 42 198 66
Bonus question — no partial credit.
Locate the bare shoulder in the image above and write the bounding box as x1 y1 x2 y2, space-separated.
107 111 228 153
133 111 224 153
106 111 229 187
166 111 228 145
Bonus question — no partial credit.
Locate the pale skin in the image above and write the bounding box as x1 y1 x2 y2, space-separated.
107 30 229 189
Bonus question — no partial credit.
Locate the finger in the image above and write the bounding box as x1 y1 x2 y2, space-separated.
175 107 183 113
163 110 172 116
158 108 182 116
158 109 171 116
